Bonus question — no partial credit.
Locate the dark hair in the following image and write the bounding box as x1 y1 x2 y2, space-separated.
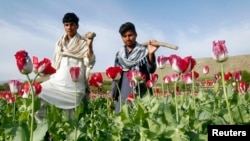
62 12 79 25
119 22 137 36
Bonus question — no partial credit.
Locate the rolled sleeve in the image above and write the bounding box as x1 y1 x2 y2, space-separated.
84 54 96 69
84 55 96 80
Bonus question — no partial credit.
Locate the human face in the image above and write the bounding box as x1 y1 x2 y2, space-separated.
64 22 78 39
121 30 137 48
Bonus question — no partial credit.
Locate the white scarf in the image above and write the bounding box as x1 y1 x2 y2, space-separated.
52 33 88 69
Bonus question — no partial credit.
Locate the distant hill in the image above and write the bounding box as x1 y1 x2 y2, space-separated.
154 54 250 80
35 54 250 83
94 54 250 81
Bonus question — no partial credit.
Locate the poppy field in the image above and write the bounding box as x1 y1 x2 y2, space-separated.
1 40 250 141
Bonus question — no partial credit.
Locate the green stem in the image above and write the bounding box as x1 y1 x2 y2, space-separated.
31 74 39 84
26 74 35 141
237 82 242 104
115 82 122 112
160 69 165 96
138 83 141 98
13 95 17 123
220 63 233 124
191 70 197 117
74 83 78 141
166 84 169 95
174 81 179 122
147 88 150 96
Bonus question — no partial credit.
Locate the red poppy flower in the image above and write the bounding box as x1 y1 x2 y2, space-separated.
127 93 135 102
89 73 103 88
22 81 42 95
14 50 33 74
33 56 56 76
105 66 122 80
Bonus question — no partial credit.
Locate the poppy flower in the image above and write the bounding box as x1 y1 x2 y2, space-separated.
203 66 209 74
212 40 228 62
89 73 103 88
234 70 242 82
146 80 154 88
14 50 33 74
8 80 22 95
33 56 56 76
168 54 196 74
105 66 122 80
157 55 168 69
151 73 158 83
69 66 80 82
127 93 135 102
126 70 145 83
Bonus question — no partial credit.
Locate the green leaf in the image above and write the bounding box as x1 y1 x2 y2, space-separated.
198 111 211 121
226 85 234 98
148 102 160 113
33 121 48 141
167 127 190 141
214 82 220 92
147 118 164 136
120 104 131 124
13 124 29 141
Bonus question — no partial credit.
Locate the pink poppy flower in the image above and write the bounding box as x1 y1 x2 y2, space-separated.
69 66 80 82
203 66 209 74
163 75 171 84
157 55 168 69
239 81 247 93
126 70 145 83
181 71 199 84
168 54 196 73
8 80 22 95
170 73 179 82
212 40 228 62
146 80 154 88
151 73 158 83
234 70 242 82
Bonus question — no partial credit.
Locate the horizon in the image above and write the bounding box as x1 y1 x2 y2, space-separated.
1 0 250 81
1 54 249 83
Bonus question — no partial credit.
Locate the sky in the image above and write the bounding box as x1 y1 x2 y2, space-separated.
0 0 250 81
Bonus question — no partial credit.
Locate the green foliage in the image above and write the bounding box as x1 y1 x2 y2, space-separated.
0 83 9 91
241 70 250 84
89 80 112 94
1 78 250 140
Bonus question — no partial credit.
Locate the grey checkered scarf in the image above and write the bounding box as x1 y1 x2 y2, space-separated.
117 43 148 71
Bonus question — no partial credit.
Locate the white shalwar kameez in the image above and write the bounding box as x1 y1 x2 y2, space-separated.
36 33 95 122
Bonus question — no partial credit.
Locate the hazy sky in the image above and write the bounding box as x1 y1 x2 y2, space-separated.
1 0 250 81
